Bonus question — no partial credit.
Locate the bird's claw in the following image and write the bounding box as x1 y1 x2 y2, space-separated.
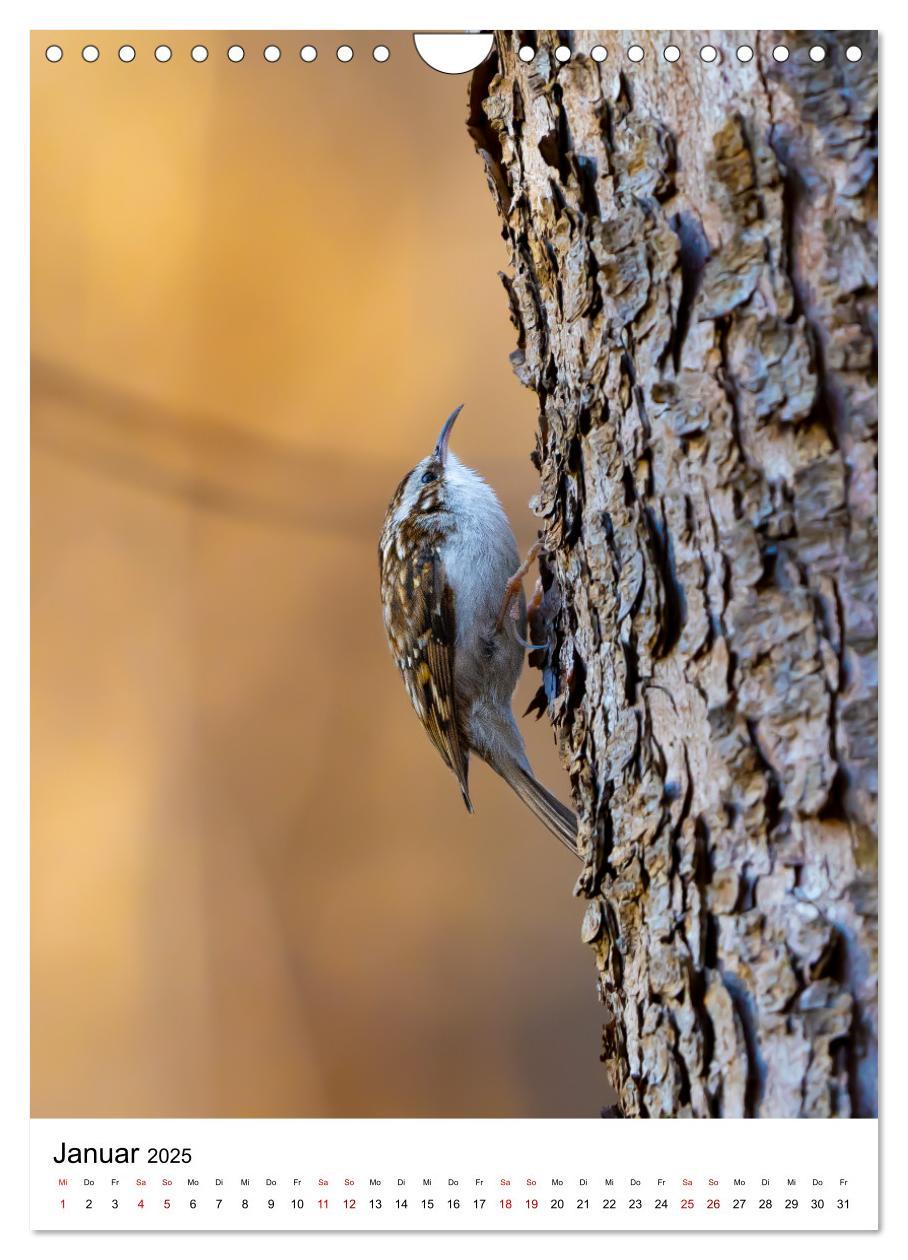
516 632 546 651
496 538 543 633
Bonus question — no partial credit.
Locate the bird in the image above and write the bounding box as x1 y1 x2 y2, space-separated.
378 404 579 856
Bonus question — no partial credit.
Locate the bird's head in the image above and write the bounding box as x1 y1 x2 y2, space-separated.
389 404 465 524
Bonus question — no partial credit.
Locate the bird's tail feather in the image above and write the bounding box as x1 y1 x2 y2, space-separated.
499 761 579 858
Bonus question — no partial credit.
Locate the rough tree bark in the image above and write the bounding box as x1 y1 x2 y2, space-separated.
469 30 877 1118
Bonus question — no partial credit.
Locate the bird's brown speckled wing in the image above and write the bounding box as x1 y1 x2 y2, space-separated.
381 543 472 811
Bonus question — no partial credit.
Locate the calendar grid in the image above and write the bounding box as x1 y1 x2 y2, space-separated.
30 1118 878 1231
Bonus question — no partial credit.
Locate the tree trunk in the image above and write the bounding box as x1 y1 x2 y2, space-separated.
469 30 877 1118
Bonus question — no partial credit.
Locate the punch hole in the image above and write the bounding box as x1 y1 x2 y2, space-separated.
300 45 317 63
45 45 63 62
155 45 172 63
264 45 281 62
82 45 100 63
518 45 535 62
413 33 494 74
118 45 136 63
191 45 208 62
736 45 754 63
846 45 863 62
772 46 789 62
337 45 354 62
227 45 245 63
373 45 390 62
700 45 718 63
809 45 827 62
554 45 571 63
628 45 644 63
591 46 608 63
663 46 680 63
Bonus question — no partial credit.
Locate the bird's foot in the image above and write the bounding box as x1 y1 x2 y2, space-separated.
495 538 542 633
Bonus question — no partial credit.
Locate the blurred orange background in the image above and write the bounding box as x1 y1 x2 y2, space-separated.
31 31 605 1118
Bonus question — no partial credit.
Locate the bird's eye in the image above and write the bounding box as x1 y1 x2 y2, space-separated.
421 470 437 484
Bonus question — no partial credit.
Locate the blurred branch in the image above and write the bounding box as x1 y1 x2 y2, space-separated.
32 357 383 539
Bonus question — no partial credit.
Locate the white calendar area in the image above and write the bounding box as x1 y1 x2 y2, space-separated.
30 1117 878 1231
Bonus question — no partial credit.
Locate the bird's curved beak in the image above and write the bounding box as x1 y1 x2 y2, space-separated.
434 404 463 464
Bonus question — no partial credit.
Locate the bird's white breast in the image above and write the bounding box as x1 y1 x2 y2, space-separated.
439 455 524 707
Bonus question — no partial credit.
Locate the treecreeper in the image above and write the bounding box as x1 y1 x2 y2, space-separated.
379 405 578 855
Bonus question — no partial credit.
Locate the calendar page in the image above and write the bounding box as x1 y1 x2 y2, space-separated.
27 12 879 1240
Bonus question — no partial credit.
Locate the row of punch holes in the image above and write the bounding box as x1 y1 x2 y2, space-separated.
44 43 387 64
543 41 863 64
45 40 865 65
